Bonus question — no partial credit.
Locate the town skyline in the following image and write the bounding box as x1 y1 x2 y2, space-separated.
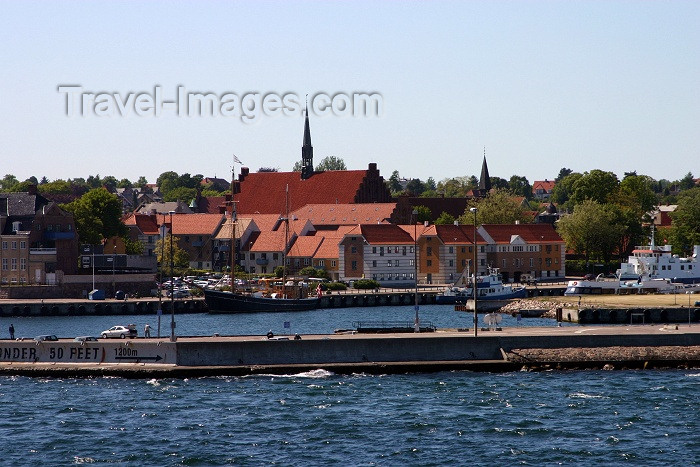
2 2 698 185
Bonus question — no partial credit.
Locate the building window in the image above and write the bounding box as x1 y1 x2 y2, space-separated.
273 253 278 260
448 246 453 254
20 241 26 249
1 241 6 249
448 260 453 267
530 258 534 267
427 260 432 267
402 247 407 255
503 259 506 268
461 259 466 267
11 258 17 270
394 247 399 254
285 258 290 265
304 258 310 266
372 260 377 267
11 241 17 250
351 261 357 270
318 260 324 267
372 274 377 280
250 253 255 260
331 261 336 267
351 246 357 253
394 260 399 267
387 260 392 267
372 247 377 254
409 259 415 267
1 258 6 270
379 247 384 256
426 247 432 256
20 259 26 270
379 273 384 281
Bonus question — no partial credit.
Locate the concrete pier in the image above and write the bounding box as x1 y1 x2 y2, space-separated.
1 325 699 377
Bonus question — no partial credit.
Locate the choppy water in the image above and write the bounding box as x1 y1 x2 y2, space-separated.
1 306 698 465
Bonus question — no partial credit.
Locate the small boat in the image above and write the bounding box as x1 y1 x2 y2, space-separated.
435 286 471 304
452 268 527 312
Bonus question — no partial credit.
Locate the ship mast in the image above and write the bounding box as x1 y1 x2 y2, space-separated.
281 184 289 298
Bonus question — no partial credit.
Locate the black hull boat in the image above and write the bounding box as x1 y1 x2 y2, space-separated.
204 289 320 313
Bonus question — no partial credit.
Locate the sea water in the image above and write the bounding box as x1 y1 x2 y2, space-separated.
0 306 698 465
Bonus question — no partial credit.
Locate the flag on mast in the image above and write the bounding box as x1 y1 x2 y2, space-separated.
233 154 243 165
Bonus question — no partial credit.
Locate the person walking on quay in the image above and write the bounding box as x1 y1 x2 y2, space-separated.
144 324 151 338
9 324 15 340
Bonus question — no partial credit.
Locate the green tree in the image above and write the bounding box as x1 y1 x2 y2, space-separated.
0 174 19 191
315 156 346 171
555 167 573 183
37 179 72 194
508 175 532 199
434 211 456 225
134 176 148 188
615 174 658 255
668 187 700 255
489 176 509 190
163 187 197 203
550 172 582 209
569 169 619 206
117 178 133 188
556 200 624 264
458 189 530 225
292 161 303 172
678 172 696 191
413 205 432 223
406 178 425 196
62 188 127 245
436 177 472 197
388 170 403 193
156 234 190 276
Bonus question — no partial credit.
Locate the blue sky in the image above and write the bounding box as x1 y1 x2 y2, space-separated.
1 1 698 186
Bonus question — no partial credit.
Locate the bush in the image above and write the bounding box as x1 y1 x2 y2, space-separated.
322 282 347 291
353 279 380 290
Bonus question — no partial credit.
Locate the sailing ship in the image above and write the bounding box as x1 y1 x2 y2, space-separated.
204 182 320 313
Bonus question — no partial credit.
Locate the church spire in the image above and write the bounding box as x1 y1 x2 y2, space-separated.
301 101 314 180
478 147 491 195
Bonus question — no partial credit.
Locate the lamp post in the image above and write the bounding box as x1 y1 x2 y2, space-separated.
112 244 116 297
470 207 478 337
169 210 176 342
688 291 693 327
157 215 166 338
413 209 419 332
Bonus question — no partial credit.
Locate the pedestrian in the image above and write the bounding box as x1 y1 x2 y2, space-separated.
144 324 151 338
9 324 15 340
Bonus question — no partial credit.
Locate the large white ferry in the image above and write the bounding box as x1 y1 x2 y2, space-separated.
565 238 699 295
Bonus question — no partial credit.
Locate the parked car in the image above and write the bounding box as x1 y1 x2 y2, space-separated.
74 336 99 343
34 335 59 342
101 325 138 339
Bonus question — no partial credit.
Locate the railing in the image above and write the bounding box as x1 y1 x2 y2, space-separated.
29 248 57 255
352 320 436 332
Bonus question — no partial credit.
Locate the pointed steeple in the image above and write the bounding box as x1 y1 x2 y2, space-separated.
301 102 314 180
478 147 491 195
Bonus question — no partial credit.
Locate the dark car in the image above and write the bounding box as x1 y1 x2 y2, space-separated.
34 335 59 342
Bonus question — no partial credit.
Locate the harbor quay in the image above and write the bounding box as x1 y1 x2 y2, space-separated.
0 283 569 317
1 325 699 378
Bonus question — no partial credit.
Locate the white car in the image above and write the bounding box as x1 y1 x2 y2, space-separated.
101 325 137 339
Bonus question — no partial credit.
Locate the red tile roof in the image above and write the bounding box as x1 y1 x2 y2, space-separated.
169 213 225 236
360 224 415 244
480 224 562 243
287 236 323 257
290 203 396 225
532 180 556 193
235 170 378 214
314 236 342 259
123 213 160 235
432 224 484 244
249 230 287 252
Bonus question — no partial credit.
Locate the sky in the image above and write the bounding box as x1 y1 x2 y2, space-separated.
1 1 698 186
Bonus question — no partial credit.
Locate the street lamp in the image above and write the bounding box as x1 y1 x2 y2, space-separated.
169 210 176 342
470 207 478 337
112 244 116 297
157 215 167 338
413 209 420 332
